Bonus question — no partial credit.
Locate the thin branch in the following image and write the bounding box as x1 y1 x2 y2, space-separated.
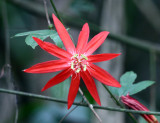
43 0 53 29
79 88 102 123
149 50 157 110
49 0 62 22
7 0 160 54
2 0 19 123
59 99 84 123
0 88 160 115
102 84 138 123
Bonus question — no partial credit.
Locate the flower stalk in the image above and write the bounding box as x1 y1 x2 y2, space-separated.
121 94 159 123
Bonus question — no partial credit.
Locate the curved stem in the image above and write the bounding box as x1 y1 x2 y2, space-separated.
49 0 62 22
79 88 102 123
102 84 138 123
0 88 160 115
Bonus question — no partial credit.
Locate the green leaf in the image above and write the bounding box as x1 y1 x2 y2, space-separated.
108 71 155 97
13 30 54 37
50 33 63 48
120 71 137 86
50 78 70 99
25 34 48 49
128 81 155 95
13 29 67 49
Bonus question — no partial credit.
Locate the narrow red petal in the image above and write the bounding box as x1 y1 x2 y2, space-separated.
33 37 72 59
88 64 121 87
76 23 89 54
81 70 101 105
41 68 73 91
24 60 69 73
52 14 75 54
68 73 80 109
88 53 121 63
84 31 109 55
121 95 158 123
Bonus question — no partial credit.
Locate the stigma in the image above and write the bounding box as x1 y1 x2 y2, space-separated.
70 54 88 73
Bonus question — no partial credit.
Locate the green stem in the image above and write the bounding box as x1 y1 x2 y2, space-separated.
102 84 138 123
49 0 62 22
0 88 160 115
149 50 157 110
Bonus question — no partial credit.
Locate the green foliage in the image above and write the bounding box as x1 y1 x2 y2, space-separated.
109 71 155 97
13 29 63 49
50 78 70 100
70 0 95 15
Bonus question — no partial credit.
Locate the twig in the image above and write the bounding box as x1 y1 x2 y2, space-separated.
0 88 160 115
43 0 53 29
7 0 160 54
102 84 138 123
59 99 84 123
2 0 19 123
49 0 62 22
79 88 102 123
149 50 156 110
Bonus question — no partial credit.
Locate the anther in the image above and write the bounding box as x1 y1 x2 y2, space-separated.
71 61 74 69
72 54 78 58
83 65 87 71
81 54 88 60
76 68 81 73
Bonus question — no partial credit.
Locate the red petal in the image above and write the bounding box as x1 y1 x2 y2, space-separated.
52 14 75 54
33 37 72 59
121 95 158 123
41 68 73 91
68 73 80 109
24 60 69 73
76 23 89 54
88 53 121 63
81 70 101 105
88 64 121 87
84 31 109 55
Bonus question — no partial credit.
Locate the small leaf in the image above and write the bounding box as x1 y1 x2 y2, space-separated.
50 33 63 48
108 71 155 97
13 30 54 37
25 34 48 49
128 81 155 95
108 86 119 96
120 71 137 86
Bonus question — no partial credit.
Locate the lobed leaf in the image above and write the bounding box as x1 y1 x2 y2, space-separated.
108 71 155 97
13 29 66 49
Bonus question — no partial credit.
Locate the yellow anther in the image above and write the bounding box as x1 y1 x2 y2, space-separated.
76 68 81 73
71 61 74 69
72 54 78 58
81 54 88 60
83 65 87 71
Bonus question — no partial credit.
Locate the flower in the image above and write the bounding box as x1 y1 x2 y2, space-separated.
121 94 158 123
24 14 121 109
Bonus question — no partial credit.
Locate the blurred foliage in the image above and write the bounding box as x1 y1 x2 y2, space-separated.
109 71 155 97
13 29 64 49
70 0 96 15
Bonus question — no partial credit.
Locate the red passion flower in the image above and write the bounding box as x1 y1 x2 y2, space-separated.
121 94 158 123
24 14 121 109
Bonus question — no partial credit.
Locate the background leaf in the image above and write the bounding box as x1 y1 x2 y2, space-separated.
120 71 137 86
128 81 155 95
109 71 155 97
25 34 48 49
13 29 66 48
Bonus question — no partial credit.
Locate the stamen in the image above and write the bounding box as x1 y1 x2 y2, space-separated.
72 54 78 58
76 68 81 73
71 61 74 69
83 65 87 71
81 54 88 60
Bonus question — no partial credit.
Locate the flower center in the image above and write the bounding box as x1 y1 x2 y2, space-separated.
71 54 88 73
